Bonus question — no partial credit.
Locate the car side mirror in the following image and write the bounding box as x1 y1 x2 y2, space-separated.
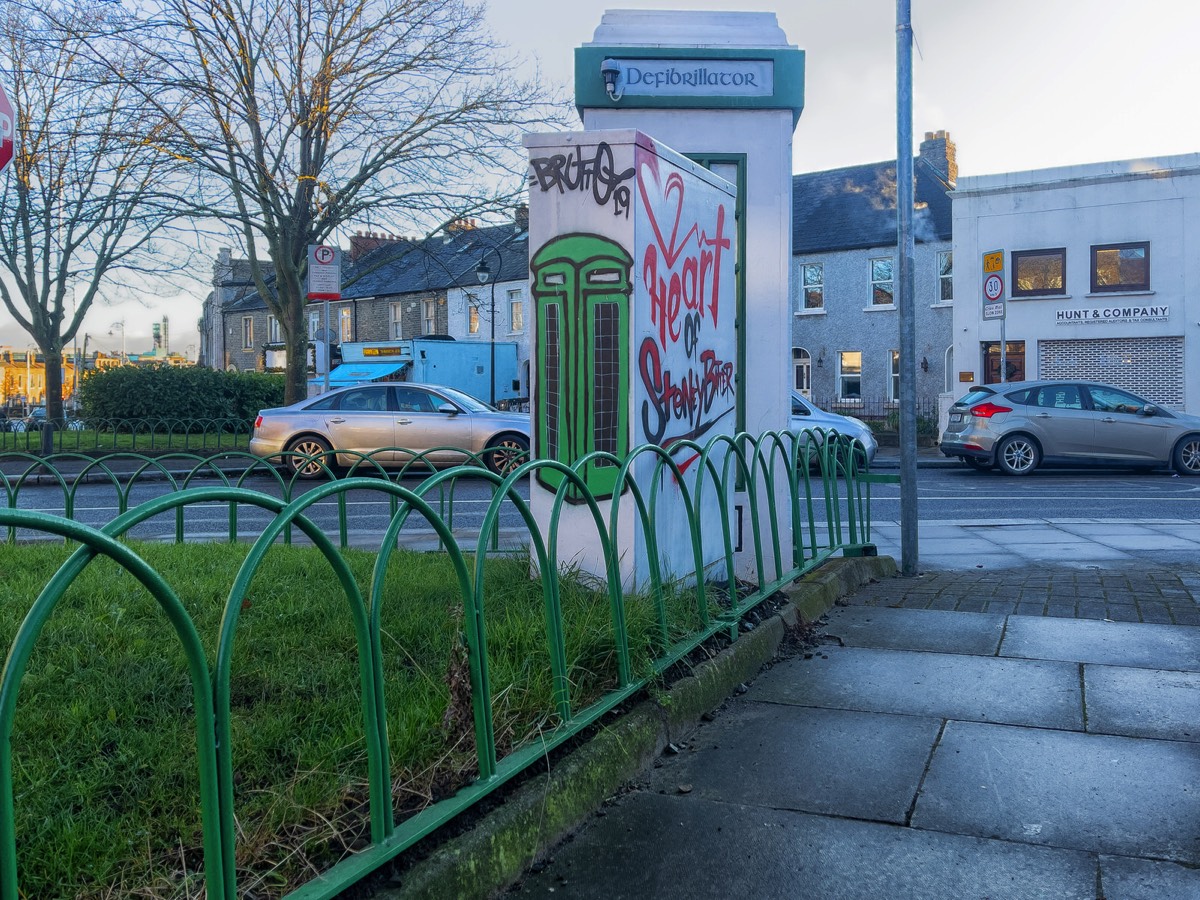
438 403 458 416
1141 403 1159 417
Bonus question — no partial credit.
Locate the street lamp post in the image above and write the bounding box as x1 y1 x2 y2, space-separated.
475 251 501 407
109 320 126 363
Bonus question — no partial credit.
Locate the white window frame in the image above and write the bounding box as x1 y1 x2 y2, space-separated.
509 290 524 333
837 350 862 400
241 316 254 350
423 299 437 335
339 307 352 343
468 303 480 335
267 315 281 343
800 263 824 311
936 250 953 304
308 311 320 340
389 302 404 340
888 350 900 403
870 258 894 307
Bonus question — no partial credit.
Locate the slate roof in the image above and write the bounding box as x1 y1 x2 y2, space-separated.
343 222 529 300
224 223 530 311
792 155 953 256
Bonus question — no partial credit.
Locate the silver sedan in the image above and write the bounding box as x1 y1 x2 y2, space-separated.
250 383 530 478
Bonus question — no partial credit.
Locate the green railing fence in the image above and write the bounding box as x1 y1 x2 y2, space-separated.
0 427 892 899
0 417 254 454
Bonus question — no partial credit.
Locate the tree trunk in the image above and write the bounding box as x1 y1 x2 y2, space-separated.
40 346 63 456
279 281 310 406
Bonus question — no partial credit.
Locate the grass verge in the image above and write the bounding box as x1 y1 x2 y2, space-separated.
0 540 709 899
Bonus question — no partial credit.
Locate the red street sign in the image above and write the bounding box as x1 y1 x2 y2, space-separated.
0 81 13 174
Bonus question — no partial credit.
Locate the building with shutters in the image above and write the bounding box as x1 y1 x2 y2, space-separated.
949 153 1200 415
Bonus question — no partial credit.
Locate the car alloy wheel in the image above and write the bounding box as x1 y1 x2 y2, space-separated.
286 436 333 479
996 434 1039 476
485 434 529 477
1174 436 1200 476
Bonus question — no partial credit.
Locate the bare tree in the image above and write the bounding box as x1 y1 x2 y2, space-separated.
113 0 560 403
0 2 186 433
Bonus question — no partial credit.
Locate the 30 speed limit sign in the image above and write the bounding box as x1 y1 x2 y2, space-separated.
983 273 1004 301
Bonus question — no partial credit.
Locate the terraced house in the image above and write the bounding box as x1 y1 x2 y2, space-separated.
790 130 956 427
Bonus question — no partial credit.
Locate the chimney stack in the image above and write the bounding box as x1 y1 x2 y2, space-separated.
919 130 957 187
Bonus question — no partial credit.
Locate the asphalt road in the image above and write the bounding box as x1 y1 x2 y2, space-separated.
871 464 1200 521
8 466 1198 544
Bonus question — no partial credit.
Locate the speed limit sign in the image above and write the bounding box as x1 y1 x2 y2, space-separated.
983 273 1004 301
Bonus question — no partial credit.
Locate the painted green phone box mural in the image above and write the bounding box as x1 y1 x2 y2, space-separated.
524 129 737 587
530 234 633 500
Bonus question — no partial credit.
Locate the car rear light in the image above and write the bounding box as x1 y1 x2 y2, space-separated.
254 415 263 429
969 402 1012 419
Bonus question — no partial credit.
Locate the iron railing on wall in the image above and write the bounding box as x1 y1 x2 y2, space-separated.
0 427 893 899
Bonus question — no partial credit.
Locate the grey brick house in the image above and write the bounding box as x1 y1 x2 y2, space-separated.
790 131 956 422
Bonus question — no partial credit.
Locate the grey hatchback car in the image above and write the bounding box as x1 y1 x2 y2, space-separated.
941 380 1200 476
251 382 530 478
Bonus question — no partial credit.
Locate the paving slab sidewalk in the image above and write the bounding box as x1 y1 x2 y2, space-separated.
510 564 1200 900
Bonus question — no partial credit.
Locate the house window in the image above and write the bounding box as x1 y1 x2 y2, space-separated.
510 296 524 333
870 258 894 306
339 307 352 343
389 302 404 339
423 299 437 335
308 311 320 340
937 251 953 302
792 347 811 395
837 350 862 399
241 316 254 350
888 351 900 402
800 263 823 310
1012 248 1066 297
1091 241 1149 293
267 315 281 343
468 304 480 335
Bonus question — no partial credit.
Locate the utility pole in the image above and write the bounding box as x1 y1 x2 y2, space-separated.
897 0 919 576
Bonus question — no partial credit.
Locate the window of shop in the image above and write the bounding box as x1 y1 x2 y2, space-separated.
869 258 894 306
801 263 824 310
1011 249 1065 297
837 350 862 399
1090 241 1149 293
981 341 1026 384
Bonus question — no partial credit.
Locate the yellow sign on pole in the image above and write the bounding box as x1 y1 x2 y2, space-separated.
983 250 1003 273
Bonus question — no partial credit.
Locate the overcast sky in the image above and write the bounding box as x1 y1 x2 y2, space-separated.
4 0 1197 356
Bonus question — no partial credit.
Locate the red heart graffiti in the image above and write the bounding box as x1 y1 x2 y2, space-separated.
638 165 699 269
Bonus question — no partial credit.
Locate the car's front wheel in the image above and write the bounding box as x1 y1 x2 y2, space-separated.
996 434 1040 476
1173 435 1200 476
285 435 334 479
485 433 529 477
